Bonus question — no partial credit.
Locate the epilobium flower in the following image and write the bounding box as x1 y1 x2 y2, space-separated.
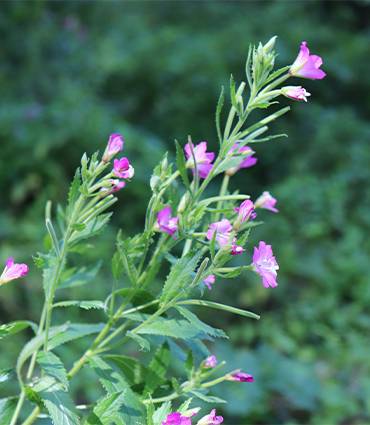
206 219 232 248
113 157 134 179
196 409 224 425
252 241 279 288
156 206 179 236
255 191 278 213
0 257 29 286
184 142 215 179
229 371 254 382
281 86 311 102
100 179 126 195
162 412 192 425
289 41 326 80
203 274 216 290
226 144 257 176
204 355 218 368
231 241 245 256
103 133 124 161
234 200 256 226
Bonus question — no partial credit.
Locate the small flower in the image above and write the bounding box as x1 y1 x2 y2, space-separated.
100 179 126 195
196 409 224 425
252 241 279 288
229 371 254 382
204 355 218 368
255 191 278 213
103 133 124 161
0 257 29 286
156 206 179 236
234 200 256 224
203 275 215 290
231 242 245 256
113 157 134 179
162 412 192 425
184 142 215 179
226 144 257 176
206 219 232 248
289 41 326 80
281 86 311 102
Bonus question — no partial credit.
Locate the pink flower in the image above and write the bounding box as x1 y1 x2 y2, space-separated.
281 86 311 102
162 412 192 425
113 157 134 179
156 206 179 236
203 274 215 290
184 142 215 179
252 241 279 288
196 409 224 425
229 372 254 382
290 41 326 80
0 257 29 285
206 219 232 248
231 242 245 256
234 200 256 223
103 133 124 161
100 179 126 195
204 355 218 368
226 144 257 176
255 191 278 213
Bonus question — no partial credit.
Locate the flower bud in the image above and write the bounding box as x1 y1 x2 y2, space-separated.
103 133 124 162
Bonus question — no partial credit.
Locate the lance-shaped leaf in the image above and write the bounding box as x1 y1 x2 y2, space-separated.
37 351 69 389
175 139 190 189
58 261 102 290
0 398 17 424
0 321 37 341
144 343 171 394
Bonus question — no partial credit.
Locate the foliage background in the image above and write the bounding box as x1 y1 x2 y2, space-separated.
1 1 370 423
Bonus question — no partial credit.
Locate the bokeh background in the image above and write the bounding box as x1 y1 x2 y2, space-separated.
1 1 370 424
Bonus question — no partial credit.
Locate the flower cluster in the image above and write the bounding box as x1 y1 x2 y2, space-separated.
162 409 224 425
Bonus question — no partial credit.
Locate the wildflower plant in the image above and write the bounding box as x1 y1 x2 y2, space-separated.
1 37 325 424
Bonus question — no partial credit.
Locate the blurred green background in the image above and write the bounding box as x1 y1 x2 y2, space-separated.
1 1 370 424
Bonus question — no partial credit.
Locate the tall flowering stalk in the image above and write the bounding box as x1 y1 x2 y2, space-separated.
1 37 325 424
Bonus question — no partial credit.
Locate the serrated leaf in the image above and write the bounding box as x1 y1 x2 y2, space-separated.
144 344 171 393
33 376 80 425
190 390 226 404
37 351 69 389
67 169 81 216
127 331 150 352
58 261 102 290
116 239 139 286
175 140 190 189
178 300 260 320
53 300 105 311
0 398 17 424
69 213 112 245
93 392 126 425
215 86 225 145
175 306 227 339
48 323 105 350
152 402 172 425
103 355 145 386
0 321 37 341
160 251 203 305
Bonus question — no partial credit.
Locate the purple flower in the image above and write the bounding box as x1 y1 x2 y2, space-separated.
162 412 192 425
204 355 218 368
184 142 215 179
226 144 257 176
0 257 29 285
206 219 232 248
103 133 124 161
229 372 254 382
100 179 126 195
281 86 311 102
156 206 179 236
231 242 245 256
255 191 278 213
235 200 256 223
252 241 279 288
290 41 326 80
203 275 215 290
113 157 134 179
196 409 224 425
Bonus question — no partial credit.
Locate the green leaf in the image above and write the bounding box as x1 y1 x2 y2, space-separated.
177 300 260 320
145 343 171 394
70 213 112 245
116 238 139 286
152 402 172 425
32 376 80 425
215 86 225 145
127 331 150 352
37 351 69 389
48 323 105 350
93 392 126 425
103 355 145 386
0 321 37 341
160 251 203 305
0 398 17 424
190 390 226 404
53 300 105 311
111 251 123 281
0 369 14 385
175 306 227 339
175 139 190 189
67 169 81 216
58 261 102 290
